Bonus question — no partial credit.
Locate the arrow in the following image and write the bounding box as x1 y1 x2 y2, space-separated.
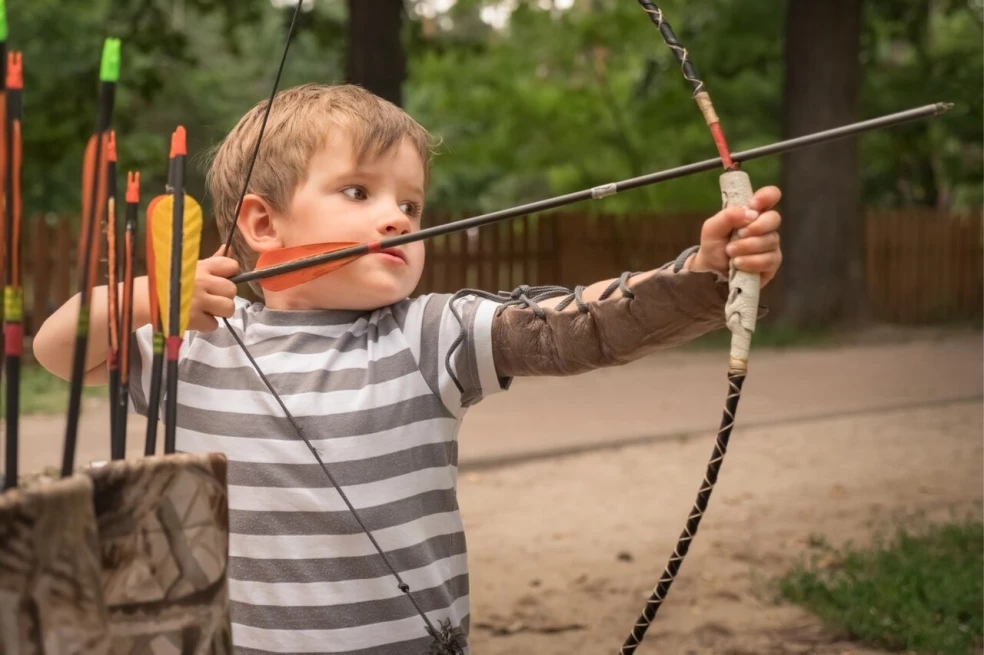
61 37 120 478
150 126 201 455
231 102 952 291
104 131 123 459
117 170 139 454
142 159 173 457
2 49 20 490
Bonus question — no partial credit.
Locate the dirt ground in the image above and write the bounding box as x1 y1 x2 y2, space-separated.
15 326 984 654
457 328 983 654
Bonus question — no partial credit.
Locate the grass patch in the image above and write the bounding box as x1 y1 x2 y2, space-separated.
0 363 104 415
778 517 983 655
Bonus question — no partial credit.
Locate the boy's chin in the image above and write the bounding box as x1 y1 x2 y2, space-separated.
275 275 418 311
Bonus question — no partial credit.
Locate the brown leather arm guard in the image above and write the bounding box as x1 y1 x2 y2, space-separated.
486 246 766 378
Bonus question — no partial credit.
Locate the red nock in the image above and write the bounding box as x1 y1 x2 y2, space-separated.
126 171 141 203
6 52 22 90
170 126 187 157
107 131 117 162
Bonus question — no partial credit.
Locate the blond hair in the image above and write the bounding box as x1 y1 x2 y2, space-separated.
206 83 434 295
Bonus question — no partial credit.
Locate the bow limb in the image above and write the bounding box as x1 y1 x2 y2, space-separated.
619 4 756 653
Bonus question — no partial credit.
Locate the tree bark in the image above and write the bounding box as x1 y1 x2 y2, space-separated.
346 0 406 107
778 0 866 327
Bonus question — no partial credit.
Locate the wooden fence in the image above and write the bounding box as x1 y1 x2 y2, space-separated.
17 209 983 336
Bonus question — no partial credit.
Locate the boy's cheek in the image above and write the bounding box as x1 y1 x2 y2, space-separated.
408 243 426 267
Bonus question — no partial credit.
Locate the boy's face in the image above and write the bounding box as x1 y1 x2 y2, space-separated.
264 130 427 310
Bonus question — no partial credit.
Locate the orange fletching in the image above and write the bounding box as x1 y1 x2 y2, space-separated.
80 134 109 286
253 242 363 292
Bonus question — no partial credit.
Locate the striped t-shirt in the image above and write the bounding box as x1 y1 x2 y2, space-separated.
129 292 507 654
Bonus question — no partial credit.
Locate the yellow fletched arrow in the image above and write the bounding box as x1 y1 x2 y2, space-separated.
150 192 202 335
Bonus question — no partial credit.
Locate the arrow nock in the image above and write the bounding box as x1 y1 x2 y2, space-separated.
170 125 187 157
126 171 140 203
100 37 121 83
6 51 21 89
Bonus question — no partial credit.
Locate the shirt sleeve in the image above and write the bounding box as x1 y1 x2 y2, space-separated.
126 291 226 416
127 322 158 417
407 292 511 416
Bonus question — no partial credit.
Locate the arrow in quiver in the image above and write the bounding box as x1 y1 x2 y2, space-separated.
116 171 139 451
103 131 122 460
149 126 202 455
2 49 21 492
61 37 119 479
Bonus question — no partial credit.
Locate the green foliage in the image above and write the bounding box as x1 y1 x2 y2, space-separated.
407 0 785 215
860 0 984 208
779 517 984 655
9 0 344 221
5 0 981 226
405 0 981 215
1 363 102 415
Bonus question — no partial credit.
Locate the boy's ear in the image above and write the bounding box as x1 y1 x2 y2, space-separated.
236 193 284 254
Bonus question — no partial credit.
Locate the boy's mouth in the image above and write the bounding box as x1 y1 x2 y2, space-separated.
376 247 407 264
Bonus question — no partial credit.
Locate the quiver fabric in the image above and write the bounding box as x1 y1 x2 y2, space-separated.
0 452 232 655
88 452 232 655
0 474 109 654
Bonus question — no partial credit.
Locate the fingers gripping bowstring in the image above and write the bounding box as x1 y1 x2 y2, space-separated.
213 1 460 651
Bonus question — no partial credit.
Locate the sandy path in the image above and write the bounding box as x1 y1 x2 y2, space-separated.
460 398 982 654
17 327 983 474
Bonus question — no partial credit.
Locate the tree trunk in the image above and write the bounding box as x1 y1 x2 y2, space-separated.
778 0 865 327
346 0 406 107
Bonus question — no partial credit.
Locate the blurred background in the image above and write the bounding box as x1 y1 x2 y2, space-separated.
11 0 983 342
4 3 982 652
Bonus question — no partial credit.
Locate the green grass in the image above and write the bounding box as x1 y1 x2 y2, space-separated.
686 321 835 350
778 517 984 655
0 363 104 415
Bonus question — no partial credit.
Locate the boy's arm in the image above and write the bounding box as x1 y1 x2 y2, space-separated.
33 278 151 386
491 187 782 378
490 248 737 377
33 249 239 385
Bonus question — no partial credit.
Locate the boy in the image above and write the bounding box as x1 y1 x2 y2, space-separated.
34 83 782 654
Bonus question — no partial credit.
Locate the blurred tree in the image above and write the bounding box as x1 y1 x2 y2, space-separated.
346 0 407 106
778 0 865 327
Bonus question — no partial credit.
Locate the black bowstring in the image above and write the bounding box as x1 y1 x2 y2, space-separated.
207 0 455 647
222 0 304 256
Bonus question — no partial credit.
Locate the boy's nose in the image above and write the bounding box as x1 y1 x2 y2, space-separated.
378 210 411 236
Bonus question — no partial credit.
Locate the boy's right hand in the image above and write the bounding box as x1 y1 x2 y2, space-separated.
189 246 240 332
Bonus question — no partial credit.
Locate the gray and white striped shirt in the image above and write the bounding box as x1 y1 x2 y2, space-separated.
130 292 506 654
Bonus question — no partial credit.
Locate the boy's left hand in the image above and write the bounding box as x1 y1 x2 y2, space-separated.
688 185 783 287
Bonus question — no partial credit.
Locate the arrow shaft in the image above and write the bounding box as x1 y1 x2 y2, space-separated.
62 74 117 477
231 102 949 287
2 51 19 490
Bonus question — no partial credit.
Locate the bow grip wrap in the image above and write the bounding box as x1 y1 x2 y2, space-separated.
720 169 759 372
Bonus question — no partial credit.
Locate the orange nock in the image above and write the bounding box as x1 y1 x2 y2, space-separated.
126 171 140 203
170 126 187 157
107 131 117 162
6 52 22 90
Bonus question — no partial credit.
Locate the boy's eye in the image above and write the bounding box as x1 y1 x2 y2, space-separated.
342 186 367 200
400 201 422 218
